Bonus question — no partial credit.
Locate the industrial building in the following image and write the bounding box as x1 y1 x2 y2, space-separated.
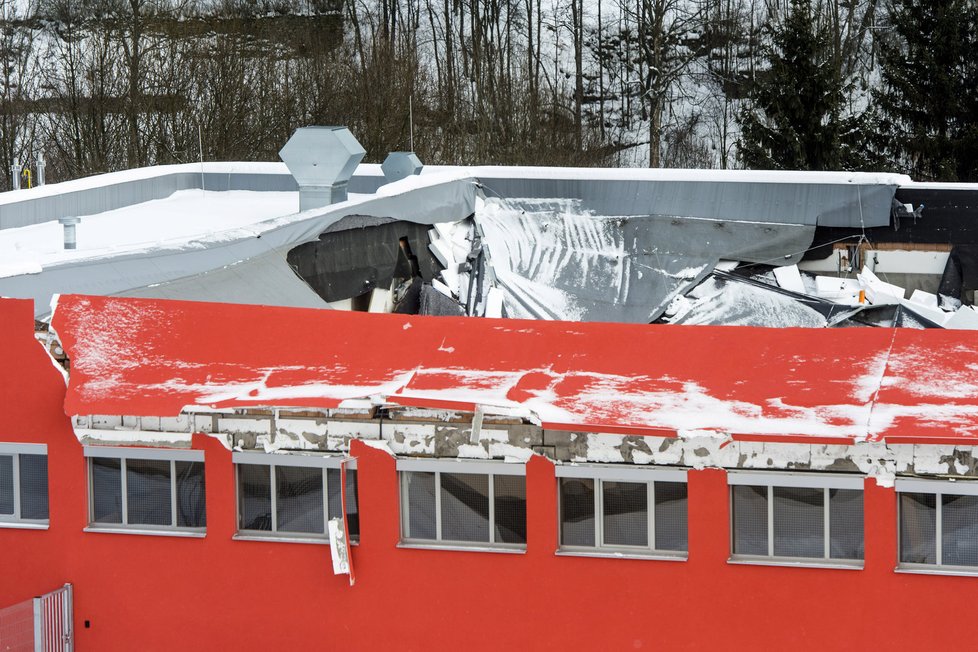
2 127 978 650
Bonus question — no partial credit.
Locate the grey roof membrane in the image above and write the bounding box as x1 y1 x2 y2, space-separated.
0 163 906 322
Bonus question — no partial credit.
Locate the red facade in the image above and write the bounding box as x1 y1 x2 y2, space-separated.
2 297 978 650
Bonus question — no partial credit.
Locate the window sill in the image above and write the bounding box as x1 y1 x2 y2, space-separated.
397 541 526 554
728 556 863 571
0 521 49 530
896 565 978 578
84 526 206 539
233 533 360 546
556 549 687 562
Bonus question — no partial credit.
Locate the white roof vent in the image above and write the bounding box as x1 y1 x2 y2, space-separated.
279 126 366 211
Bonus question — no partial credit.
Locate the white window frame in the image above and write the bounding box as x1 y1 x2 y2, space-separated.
397 459 527 553
728 471 865 569
0 443 49 530
84 446 206 538
555 464 688 560
896 477 978 576
232 452 357 545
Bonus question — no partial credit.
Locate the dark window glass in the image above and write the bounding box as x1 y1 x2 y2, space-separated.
493 474 527 544
327 468 360 539
603 481 648 547
829 488 863 560
91 458 122 524
441 473 490 542
942 494 978 567
19 455 49 520
175 461 206 528
560 478 595 547
405 472 436 540
345 470 359 540
127 459 172 526
900 492 936 564
773 486 824 558
732 485 768 555
277 465 324 534
0 455 13 515
655 481 688 552
238 464 272 531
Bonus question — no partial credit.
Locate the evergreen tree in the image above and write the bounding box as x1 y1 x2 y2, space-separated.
737 0 864 171
873 0 978 182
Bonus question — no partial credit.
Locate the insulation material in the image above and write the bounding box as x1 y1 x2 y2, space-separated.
815 276 861 304
909 289 939 309
856 266 905 304
772 265 805 294
899 298 949 327
944 306 978 330
53 294 978 443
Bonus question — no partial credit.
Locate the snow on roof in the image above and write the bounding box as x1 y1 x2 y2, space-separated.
52 294 978 444
0 161 296 207
0 189 298 276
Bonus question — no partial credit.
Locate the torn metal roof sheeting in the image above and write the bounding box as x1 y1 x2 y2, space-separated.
476 197 815 322
52 294 978 444
467 167 906 227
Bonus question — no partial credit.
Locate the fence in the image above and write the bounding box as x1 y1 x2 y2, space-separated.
0 585 73 652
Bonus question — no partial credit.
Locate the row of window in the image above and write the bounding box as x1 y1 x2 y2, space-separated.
5 443 978 573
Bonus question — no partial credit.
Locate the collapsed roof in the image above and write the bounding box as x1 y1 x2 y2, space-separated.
0 126 975 328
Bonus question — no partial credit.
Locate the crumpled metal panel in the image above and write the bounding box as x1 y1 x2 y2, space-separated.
476 198 815 323
474 173 901 227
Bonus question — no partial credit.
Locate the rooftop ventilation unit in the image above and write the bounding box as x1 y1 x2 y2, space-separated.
279 126 366 211
59 216 80 249
382 152 423 183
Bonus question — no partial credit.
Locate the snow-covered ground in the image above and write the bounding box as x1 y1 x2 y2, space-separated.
0 189 299 277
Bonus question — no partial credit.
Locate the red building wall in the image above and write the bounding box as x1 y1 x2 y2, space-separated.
0 298 973 651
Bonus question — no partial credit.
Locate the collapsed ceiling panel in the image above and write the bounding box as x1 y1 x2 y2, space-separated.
471 197 816 322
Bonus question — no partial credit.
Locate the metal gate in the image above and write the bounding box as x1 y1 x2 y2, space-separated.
0 584 73 652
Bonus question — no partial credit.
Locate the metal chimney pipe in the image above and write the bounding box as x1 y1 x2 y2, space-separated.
36 152 45 186
58 217 80 250
10 158 20 190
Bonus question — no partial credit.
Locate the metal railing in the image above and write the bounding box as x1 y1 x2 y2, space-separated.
0 584 72 652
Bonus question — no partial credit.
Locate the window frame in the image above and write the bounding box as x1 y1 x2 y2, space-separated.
0 443 49 530
896 477 978 576
84 445 206 538
397 458 527 553
728 471 865 569
232 451 358 545
555 464 688 560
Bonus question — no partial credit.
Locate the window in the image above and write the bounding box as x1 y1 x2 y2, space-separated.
556 465 687 558
85 446 206 535
0 443 49 529
234 453 358 543
897 478 978 573
398 459 526 551
729 472 864 566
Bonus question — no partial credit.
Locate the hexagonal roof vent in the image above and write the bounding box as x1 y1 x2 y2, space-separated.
382 151 424 183
279 126 366 210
